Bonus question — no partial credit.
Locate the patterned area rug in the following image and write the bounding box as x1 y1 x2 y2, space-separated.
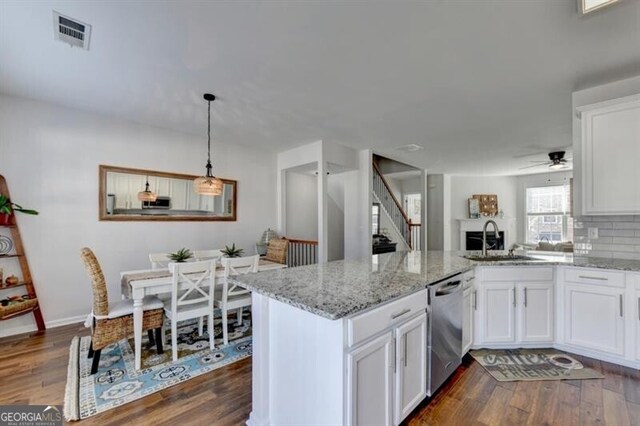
470 348 604 382
64 312 252 421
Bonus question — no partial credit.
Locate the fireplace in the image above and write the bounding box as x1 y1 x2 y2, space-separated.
465 231 505 251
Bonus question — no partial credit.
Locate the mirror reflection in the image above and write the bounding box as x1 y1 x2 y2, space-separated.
99 165 236 221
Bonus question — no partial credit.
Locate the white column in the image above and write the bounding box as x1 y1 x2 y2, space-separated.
247 293 271 426
317 161 328 263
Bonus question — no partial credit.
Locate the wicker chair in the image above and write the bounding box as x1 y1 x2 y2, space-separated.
264 238 289 265
80 247 165 374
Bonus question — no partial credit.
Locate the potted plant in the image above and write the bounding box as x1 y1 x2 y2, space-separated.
168 248 193 263
222 243 244 258
0 195 38 226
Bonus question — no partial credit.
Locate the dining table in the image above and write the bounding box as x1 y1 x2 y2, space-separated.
120 258 287 370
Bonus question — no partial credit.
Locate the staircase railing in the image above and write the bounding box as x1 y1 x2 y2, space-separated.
285 238 318 267
372 162 421 250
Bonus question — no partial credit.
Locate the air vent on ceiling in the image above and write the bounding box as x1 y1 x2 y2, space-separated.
53 11 91 50
395 144 424 152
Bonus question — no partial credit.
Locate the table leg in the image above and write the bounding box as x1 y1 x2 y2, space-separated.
133 297 143 370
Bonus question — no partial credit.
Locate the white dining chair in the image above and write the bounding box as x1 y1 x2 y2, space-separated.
194 249 224 261
149 253 171 270
217 255 259 345
164 260 216 361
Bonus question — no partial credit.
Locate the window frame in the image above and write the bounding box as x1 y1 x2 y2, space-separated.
524 183 573 244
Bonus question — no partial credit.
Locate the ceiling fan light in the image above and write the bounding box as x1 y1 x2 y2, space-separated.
549 163 566 170
194 175 224 196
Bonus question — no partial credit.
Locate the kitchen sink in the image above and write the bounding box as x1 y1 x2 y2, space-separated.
463 254 538 262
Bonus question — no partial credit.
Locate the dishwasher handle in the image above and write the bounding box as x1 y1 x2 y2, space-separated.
435 280 462 296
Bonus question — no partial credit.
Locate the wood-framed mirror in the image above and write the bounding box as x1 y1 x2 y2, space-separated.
99 165 237 221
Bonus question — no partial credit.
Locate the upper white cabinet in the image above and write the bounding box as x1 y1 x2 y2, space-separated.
578 94 640 215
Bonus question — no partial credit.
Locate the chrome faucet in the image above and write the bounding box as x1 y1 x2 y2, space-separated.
482 220 500 257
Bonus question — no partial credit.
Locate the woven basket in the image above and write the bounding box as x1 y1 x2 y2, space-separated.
0 297 38 319
92 308 164 350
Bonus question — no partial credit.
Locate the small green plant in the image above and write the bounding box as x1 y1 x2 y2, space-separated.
222 243 244 258
0 195 38 216
168 248 193 263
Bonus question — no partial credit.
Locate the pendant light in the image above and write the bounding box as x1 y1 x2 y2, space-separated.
137 176 157 202
194 93 224 196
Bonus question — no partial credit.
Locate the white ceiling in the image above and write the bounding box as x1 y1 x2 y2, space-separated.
1 0 639 175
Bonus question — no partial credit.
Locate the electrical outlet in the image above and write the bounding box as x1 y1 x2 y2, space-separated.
588 227 599 239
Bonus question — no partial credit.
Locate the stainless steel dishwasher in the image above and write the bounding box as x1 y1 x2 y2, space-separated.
427 274 463 396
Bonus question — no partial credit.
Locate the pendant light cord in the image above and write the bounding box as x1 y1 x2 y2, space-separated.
206 99 213 177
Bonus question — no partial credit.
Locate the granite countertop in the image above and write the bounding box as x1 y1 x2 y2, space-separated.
230 250 640 321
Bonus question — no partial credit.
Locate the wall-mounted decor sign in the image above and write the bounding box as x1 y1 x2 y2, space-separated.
472 194 499 217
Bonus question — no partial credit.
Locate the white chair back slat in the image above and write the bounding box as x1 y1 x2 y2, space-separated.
149 253 171 270
221 255 259 297
194 249 224 261
169 261 216 311
166 260 216 361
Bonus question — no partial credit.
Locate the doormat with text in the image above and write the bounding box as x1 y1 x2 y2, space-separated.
470 348 604 382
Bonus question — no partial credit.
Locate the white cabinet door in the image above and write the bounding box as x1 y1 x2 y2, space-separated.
462 287 473 354
519 282 554 343
394 313 427 425
580 96 640 215
479 282 516 344
347 332 394 426
564 283 625 356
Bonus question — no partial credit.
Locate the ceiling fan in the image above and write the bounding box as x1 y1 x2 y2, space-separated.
519 151 571 170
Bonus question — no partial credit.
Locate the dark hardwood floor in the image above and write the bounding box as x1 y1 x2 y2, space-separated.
1 324 639 425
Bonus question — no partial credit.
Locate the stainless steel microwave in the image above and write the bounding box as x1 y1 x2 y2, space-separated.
142 196 171 209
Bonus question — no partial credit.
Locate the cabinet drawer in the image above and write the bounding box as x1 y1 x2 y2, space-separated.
347 289 427 347
463 270 476 289
564 267 625 288
481 267 553 282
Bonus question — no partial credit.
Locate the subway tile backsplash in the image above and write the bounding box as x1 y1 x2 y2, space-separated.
574 215 640 260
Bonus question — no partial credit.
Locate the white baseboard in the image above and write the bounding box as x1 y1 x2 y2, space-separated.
0 314 85 339
46 315 86 329
553 343 640 370
0 324 38 338
246 412 269 426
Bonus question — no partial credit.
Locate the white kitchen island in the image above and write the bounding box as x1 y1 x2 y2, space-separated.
231 250 640 425
231 251 570 426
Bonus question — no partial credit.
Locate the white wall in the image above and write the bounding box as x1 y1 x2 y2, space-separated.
449 175 518 250
427 175 445 250
343 151 371 260
285 172 318 240
0 94 277 336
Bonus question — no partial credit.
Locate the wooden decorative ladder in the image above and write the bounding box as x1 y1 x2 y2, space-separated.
0 175 45 330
